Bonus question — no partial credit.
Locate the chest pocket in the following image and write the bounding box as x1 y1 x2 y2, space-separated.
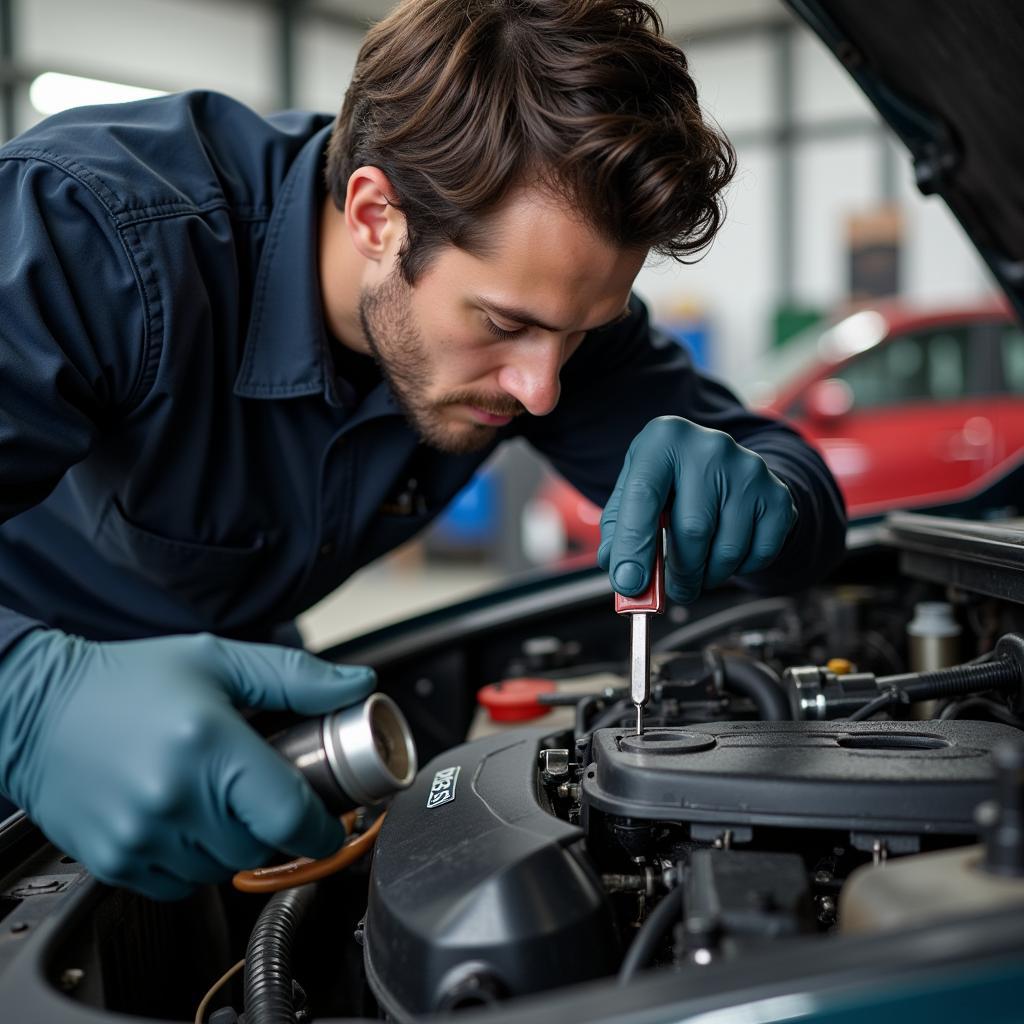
96 497 270 618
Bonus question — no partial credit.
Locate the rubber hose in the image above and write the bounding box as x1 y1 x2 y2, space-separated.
897 660 1019 701
651 597 794 654
618 888 683 984
587 700 634 734
244 883 317 1024
846 690 898 722
720 654 791 721
575 693 605 738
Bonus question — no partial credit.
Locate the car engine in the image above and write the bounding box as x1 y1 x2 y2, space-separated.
356 516 1024 1019
365 697 1024 1017
3 514 1024 1022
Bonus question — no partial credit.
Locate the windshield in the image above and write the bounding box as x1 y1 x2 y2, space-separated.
732 321 829 408
733 310 889 409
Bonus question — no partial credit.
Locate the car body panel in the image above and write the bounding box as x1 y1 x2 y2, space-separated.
765 304 1020 516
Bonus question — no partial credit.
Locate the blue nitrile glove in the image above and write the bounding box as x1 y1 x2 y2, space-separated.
598 417 797 604
0 630 375 900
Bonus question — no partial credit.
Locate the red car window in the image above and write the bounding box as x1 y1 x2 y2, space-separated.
832 326 978 410
1000 326 1024 393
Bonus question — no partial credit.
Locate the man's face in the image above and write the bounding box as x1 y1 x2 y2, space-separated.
357 188 646 454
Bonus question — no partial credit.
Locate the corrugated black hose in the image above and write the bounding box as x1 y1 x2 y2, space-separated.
891 660 1020 701
244 882 317 1024
848 657 1022 721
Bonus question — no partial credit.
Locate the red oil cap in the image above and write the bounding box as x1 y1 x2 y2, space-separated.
477 678 557 723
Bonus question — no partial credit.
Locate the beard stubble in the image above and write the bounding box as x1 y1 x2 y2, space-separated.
357 271 524 454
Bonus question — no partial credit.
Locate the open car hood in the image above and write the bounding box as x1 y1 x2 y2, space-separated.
784 0 1024 322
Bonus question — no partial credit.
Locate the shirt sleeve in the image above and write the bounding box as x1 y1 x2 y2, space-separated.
0 154 147 655
518 293 847 593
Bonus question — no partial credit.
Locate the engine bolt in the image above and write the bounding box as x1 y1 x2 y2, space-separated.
59 968 84 992
816 896 837 924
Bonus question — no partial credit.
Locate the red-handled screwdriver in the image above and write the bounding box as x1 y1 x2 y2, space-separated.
614 513 667 736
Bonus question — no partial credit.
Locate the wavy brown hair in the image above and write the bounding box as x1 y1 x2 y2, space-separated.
325 0 736 284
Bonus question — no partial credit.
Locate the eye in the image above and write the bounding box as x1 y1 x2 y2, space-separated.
484 318 526 341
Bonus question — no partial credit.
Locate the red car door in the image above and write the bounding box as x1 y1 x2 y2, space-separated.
988 322 1024 482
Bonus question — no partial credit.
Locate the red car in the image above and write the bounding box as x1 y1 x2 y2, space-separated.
528 300 1024 562
741 300 1023 518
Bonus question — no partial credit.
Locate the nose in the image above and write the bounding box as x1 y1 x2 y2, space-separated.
496 335 567 417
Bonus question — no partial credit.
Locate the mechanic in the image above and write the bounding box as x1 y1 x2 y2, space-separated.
0 0 845 899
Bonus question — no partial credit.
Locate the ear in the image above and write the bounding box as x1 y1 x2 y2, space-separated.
344 166 404 264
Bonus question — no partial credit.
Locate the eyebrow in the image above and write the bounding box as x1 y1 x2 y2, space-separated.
477 298 631 334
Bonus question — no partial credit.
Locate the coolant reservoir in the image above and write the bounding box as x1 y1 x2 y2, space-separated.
840 844 1024 934
907 602 961 718
468 671 622 740
907 601 961 671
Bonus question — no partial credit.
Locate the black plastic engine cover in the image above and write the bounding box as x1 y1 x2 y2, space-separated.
583 720 1017 833
364 728 617 1021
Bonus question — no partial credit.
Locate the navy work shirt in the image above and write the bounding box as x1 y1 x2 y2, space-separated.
0 91 846 655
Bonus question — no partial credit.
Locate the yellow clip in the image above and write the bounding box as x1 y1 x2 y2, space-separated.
826 657 855 675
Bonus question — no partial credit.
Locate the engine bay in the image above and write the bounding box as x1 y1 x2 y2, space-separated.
366 705 1024 1018
3 514 1024 1022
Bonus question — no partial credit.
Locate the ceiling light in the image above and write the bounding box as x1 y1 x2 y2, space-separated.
29 72 166 116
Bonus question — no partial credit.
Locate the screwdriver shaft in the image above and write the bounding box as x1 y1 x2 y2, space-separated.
614 513 668 738
629 612 651 733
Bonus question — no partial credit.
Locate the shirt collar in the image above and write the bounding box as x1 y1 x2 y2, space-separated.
233 124 401 420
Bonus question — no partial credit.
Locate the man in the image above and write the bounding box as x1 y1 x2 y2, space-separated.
0 0 845 899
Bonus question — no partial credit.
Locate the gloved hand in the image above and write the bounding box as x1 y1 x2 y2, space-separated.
599 416 797 603
0 630 375 900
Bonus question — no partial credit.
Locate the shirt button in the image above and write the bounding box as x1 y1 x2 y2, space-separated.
318 541 336 558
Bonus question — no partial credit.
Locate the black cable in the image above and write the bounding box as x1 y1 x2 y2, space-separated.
530 661 627 681
539 688 627 708
651 597 794 654
244 883 317 1024
846 690 899 722
537 693 590 707
618 888 683 984
719 654 791 721
587 699 635 733
939 697 1023 727
861 630 904 676
574 693 610 739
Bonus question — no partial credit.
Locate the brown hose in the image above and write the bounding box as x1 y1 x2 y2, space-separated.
232 811 385 894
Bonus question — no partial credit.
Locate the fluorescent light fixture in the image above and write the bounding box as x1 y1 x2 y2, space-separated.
30 72 166 116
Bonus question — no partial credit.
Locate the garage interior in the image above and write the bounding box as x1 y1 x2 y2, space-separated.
0 0 1004 648
0 2 1022 1023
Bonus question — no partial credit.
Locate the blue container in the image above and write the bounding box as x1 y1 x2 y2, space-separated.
431 471 498 546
